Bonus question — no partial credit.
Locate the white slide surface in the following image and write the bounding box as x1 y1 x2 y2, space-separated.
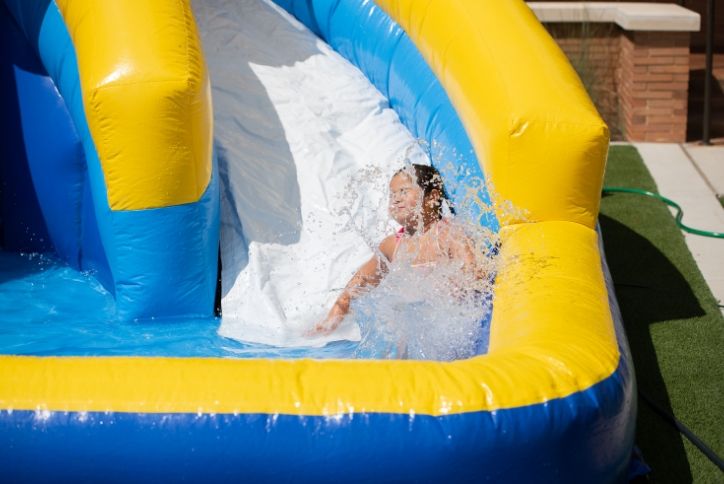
193 0 428 346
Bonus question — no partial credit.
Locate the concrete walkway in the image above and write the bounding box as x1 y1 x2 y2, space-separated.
683 143 724 201
630 143 724 310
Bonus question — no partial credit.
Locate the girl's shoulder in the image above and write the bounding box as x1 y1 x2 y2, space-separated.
379 233 399 262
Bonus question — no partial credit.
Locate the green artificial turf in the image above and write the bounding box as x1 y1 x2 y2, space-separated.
600 145 724 483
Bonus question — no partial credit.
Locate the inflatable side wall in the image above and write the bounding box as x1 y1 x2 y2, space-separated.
0 0 219 320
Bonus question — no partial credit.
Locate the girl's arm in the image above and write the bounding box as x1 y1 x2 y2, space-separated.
308 235 396 336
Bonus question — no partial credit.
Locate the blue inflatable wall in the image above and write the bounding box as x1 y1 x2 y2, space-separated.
0 0 219 319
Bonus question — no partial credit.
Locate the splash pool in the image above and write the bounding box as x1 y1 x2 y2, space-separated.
0 251 358 358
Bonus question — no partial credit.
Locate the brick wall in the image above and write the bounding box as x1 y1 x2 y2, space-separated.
619 31 691 142
543 23 692 142
546 23 622 138
532 0 723 51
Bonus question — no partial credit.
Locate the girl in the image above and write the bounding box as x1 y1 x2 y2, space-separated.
309 164 489 354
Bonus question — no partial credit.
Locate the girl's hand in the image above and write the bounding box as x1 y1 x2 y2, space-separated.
304 251 385 339
304 312 343 337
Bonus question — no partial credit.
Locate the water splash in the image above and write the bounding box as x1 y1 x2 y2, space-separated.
352 236 495 361
330 141 522 361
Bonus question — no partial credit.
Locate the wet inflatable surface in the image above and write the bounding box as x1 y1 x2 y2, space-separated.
0 0 635 481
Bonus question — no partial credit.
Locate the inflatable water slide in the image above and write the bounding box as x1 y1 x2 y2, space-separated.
0 0 635 481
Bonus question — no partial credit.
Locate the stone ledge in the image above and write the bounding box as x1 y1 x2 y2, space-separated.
527 2 700 32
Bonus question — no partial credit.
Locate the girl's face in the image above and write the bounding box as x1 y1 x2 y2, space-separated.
388 172 423 226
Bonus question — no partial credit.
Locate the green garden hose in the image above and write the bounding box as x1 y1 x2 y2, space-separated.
602 187 724 239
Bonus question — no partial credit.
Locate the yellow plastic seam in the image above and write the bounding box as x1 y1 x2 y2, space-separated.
54 0 212 210
373 0 610 228
0 222 619 416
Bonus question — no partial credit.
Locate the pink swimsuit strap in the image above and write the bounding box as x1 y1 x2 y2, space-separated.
394 218 449 242
395 227 405 242
390 227 405 261
393 218 449 259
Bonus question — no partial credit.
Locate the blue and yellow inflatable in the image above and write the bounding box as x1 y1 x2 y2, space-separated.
0 0 635 481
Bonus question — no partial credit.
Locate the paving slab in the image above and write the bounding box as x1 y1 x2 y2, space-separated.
682 143 724 199
632 142 724 309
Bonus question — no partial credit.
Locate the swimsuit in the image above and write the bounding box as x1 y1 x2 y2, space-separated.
392 218 449 265
355 220 447 360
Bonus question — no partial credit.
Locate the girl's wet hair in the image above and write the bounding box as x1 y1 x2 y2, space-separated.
396 164 454 214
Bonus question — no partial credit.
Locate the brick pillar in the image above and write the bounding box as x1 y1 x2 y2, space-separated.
619 31 691 142
546 23 621 139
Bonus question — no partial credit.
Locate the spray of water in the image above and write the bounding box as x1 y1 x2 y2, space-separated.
329 141 521 361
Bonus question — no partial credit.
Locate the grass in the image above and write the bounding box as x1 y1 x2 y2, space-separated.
600 145 724 483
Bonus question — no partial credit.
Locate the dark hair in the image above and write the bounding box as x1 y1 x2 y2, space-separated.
395 164 454 214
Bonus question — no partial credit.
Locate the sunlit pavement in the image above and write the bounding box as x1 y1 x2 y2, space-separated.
623 142 724 311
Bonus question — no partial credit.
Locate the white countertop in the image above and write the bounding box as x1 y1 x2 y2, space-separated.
527 2 700 31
